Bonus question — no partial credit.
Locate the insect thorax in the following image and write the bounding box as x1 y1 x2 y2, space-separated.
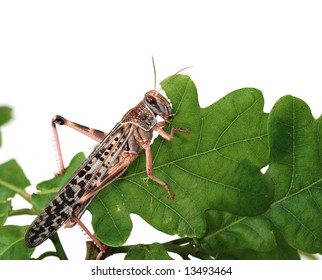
121 101 157 131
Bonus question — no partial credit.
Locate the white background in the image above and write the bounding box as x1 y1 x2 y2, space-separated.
1 0 322 261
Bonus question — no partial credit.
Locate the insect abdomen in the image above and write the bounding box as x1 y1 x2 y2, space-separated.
25 180 91 247
25 124 127 247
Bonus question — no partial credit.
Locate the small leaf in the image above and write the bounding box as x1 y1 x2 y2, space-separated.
0 225 34 259
0 106 12 126
31 152 86 212
0 160 30 200
125 243 173 260
0 106 12 147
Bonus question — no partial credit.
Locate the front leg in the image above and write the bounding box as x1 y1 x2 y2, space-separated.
142 142 175 200
139 124 189 200
153 121 190 141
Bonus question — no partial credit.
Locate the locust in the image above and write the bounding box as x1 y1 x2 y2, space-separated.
24 58 190 259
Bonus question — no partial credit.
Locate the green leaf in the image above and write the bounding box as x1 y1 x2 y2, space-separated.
0 106 12 126
0 200 12 226
0 106 12 147
0 225 34 259
197 95 322 259
125 243 173 260
199 210 299 259
199 210 276 255
0 159 30 201
89 189 132 246
226 232 300 260
31 152 86 212
89 75 272 247
265 96 322 253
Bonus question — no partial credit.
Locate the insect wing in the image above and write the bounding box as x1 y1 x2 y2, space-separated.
25 122 131 247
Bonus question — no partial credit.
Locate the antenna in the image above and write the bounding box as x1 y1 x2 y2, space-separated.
152 56 157 91
158 65 193 92
151 56 192 92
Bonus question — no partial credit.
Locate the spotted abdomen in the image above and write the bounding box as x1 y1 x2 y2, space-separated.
25 123 128 248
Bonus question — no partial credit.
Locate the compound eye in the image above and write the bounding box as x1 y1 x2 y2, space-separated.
146 95 157 105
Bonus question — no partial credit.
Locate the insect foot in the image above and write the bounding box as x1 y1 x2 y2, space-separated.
85 241 111 260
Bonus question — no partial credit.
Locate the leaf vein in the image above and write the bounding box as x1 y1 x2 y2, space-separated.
96 195 124 240
126 178 195 234
275 203 321 242
214 96 261 149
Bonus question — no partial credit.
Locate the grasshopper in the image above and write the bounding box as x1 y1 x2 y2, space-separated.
24 58 190 259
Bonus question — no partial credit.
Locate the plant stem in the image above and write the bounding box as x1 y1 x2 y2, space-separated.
163 237 192 246
9 208 37 216
0 178 32 203
50 233 68 260
35 251 59 260
163 243 192 259
105 237 197 259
